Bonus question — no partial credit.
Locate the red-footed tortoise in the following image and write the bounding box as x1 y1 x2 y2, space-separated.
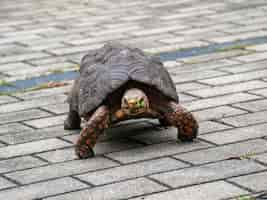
64 42 198 159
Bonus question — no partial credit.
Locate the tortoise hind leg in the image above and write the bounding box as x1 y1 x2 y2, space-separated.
162 101 198 141
75 105 110 159
64 107 81 130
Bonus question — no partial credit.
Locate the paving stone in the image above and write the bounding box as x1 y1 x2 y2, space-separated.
199 121 232 134
0 177 16 190
6 157 118 184
221 110 267 127
24 114 66 129
130 25 188 37
0 52 50 64
37 139 143 163
106 140 212 164
45 178 166 200
170 59 239 74
246 43 267 51
252 152 267 164
185 93 260 111
176 82 210 92
0 94 66 113
179 93 197 102
199 69 267 85
129 181 247 200
5 62 76 78
47 44 102 56
41 103 69 114
207 30 267 43
234 52 267 62
0 177 88 200
0 156 46 173
150 159 265 188
0 125 75 144
0 95 18 105
193 106 247 121
229 171 267 192
172 70 227 84
76 157 188 186
129 127 178 144
0 123 32 135
175 139 267 165
178 50 250 64
250 88 267 97
187 80 267 98
0 109 50 125
144 41 208 54
0 62 33 72
219 60 267 73
14 85 71 100
199 123 267 145
0 138 72 159
233 99 267 112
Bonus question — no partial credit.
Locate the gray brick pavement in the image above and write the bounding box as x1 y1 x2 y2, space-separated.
0 0 267 199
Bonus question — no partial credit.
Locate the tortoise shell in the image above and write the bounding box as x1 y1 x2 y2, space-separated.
67 42 178 117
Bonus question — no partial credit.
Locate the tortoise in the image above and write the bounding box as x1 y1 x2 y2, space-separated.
64 42 198 159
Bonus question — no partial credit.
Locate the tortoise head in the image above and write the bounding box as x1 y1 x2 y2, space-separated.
121 88 149 115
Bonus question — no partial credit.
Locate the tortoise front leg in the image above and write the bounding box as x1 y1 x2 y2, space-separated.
75 105 110 159
64 106 81 130
162 101 198 141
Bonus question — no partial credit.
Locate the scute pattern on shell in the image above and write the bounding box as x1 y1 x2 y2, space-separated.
67 42 178 117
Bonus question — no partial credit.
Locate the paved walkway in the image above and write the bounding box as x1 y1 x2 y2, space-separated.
0 0 267 199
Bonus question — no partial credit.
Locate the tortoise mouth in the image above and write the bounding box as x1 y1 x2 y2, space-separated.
123 108 147 116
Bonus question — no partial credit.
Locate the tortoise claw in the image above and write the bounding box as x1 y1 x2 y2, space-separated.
75 144 95 159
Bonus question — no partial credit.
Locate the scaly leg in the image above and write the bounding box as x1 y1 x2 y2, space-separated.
162 101 198 141
64 107 81 130
75 105 110 159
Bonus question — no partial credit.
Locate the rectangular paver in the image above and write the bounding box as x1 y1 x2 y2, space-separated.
199 69 267 86
185 93 260 111
150 159 265 188
175 139 267 165
187 80 267 98
76 157 188 186
45 178 167 200
129 181 247 200
0 156 46 174
221 110 267 127
0 138 72 159
199 123 267 145
6 157 118 184
106 141 211 164
0 109 51 125
0 177 88 200
229 171 267 192
193 106 247 121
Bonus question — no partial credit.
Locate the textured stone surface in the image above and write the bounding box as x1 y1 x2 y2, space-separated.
0 138 72 159
175 139 267 164
200 123 267 145
129 181 247 200
76 157 188 186
0 0 267 198
0 156 46 173
193 106 247 121
45 178 167 200
106 141 211 164
229 171 267 192
0 177 88 200
220 110 267 127
6 157 119 184
150 160 266 188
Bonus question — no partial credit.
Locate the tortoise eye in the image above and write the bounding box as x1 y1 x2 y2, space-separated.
139 98 145 107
